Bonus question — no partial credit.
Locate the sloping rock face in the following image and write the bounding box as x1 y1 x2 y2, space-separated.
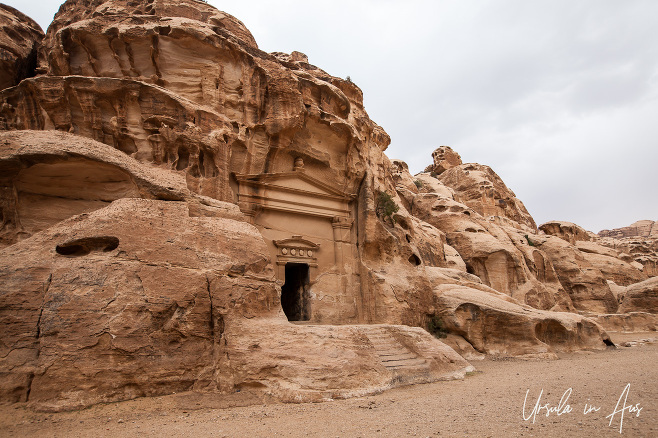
0 4 43 90
575 241 647 286
437 163 537 230
530 234 618 314
538 220 648 311
409 174 571 311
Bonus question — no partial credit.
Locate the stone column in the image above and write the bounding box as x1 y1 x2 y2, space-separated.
332 217 353 273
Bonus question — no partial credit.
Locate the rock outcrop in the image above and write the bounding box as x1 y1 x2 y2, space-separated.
424 146 462 175
0 4 43 90
436 163 537 230
537 220 648 311
540 220 594 245
408 169 571 312
0 0 473 411
426 267 611 358
618 276 658 314
0 130 188 248
598 220 658 277
599 220 657 239
1 196 474 410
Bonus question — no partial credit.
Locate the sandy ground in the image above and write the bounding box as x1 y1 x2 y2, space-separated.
1 333 656 438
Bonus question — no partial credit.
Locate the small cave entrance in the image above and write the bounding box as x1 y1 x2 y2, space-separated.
281 263 310 321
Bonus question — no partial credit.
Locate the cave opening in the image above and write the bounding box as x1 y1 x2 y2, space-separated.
281 263 310 321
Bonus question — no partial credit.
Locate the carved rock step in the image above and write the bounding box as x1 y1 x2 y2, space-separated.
362 328 431 372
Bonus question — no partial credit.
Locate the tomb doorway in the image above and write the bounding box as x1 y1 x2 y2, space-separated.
281 263 310 321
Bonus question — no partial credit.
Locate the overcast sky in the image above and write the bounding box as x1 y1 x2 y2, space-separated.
6 0 658 233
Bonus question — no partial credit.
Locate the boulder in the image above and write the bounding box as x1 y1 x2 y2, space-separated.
619 277 658 314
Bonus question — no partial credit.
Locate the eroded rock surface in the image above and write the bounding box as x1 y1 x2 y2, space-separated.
1 198 474 411
0 4 43 90
598 220 658 277
410 187 570 311
424 146 462 175
531 234 618 314
437 163 537 230
0 130 188 247
618 276 658 314
599 220 657 239
0 198 276 408
540 220 594 245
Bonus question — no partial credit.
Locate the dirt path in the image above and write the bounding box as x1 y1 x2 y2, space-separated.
1 333 656 437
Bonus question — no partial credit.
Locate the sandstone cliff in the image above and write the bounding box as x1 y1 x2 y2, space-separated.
0 4 43 90
597 220 658 277
0 0 647 412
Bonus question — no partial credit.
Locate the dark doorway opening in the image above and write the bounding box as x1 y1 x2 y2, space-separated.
281 263 310 321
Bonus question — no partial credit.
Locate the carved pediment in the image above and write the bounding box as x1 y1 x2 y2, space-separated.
235 170 353 219
274 235 320 266
236 171 353 200
274 235 320 250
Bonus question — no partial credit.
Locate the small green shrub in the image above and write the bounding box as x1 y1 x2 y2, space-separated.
413 179 422 188
428 315 448 339
524 234 535 247
376 191 399 224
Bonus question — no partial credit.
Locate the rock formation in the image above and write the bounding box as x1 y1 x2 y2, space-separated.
618 276 658 314
0 0 651 412
599 220 657 239
435 160 537 230
0 4 43 90
424 145 462 175
597 220 658 277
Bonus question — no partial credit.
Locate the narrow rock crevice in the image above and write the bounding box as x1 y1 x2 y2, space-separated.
26 273 52 402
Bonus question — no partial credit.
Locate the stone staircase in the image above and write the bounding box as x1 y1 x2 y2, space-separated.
361 326 433 383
